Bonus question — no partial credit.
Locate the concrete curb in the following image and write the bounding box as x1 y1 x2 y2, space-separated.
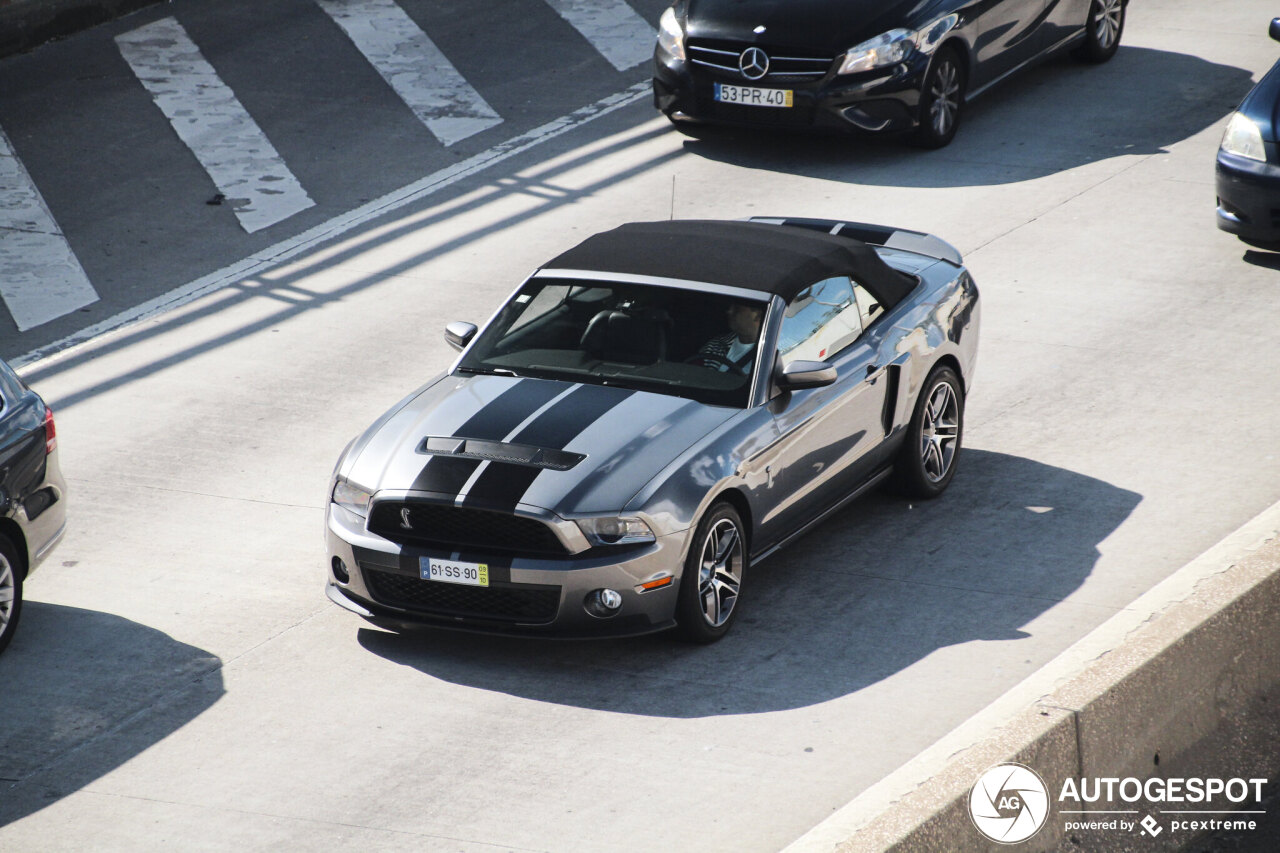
784 501 1280 852
0 0 158 58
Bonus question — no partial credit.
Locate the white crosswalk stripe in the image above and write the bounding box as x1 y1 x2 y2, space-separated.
5 0 664 341
115 17 316 234
0 127 99 332
541 0 654 71
316 0 503 147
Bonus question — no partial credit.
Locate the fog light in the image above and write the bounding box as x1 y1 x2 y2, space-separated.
331 556 350 584
584 588 623 618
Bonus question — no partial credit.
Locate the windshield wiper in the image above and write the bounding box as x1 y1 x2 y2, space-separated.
455 365 521 377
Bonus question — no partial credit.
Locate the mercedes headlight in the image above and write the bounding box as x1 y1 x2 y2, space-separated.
657 7 686 62
838 28 918 75
1221 112 1267 162
577 516 656 546
838 17 955 76
332 478 372 518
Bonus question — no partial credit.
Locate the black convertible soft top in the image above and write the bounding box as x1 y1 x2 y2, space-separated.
544 219 918 309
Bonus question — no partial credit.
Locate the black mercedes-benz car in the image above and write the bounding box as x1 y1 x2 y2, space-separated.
325 218 978 642
0 357 67 655
1217 18 1280 247
653 0 1125 147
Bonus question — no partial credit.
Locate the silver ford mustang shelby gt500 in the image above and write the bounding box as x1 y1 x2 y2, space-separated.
325 218 979 642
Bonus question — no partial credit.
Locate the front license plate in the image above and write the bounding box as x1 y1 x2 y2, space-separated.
420 557 489 588
714 82 793 108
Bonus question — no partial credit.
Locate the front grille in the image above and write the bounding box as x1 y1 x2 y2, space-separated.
687 40 834 80
364 568 561 624
367 501 568 556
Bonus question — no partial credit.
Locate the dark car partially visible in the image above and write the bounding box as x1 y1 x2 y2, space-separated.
0 358 66 655
653 0 1125 147
1217 19 1280 248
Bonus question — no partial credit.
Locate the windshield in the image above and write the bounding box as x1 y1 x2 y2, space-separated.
456 277 769 407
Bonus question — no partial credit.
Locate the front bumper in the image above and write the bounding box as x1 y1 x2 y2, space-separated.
653 51 928 136
325 503 684 639
1216 149 1280 245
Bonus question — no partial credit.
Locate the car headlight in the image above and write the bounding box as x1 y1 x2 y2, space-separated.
577 516 656 546
838 28 918 75
1221 112 1267 162
332 479 372 518
657 7 686 62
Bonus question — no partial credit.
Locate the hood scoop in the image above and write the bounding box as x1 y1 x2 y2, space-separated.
419 436 586 471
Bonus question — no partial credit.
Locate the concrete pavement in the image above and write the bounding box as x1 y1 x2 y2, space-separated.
2 1 1280 851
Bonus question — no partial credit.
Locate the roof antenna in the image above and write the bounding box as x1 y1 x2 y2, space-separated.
669 174 676 220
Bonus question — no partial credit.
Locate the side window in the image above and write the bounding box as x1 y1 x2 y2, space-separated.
778 276 861 366
853 283 882 329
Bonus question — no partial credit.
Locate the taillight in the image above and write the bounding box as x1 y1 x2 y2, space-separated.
43 406 56 454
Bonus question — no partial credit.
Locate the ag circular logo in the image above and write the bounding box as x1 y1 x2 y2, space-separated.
969 763 1050 844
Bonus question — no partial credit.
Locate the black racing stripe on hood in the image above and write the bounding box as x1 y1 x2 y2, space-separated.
462 384 636 511
410 379 568 495
412 456 482 495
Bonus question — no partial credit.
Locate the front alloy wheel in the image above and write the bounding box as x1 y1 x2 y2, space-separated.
914 48 965 149
676 503 746 643
1075 0 1124 63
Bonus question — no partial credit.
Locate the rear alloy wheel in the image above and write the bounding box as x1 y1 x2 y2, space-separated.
676 503 746 643
1074 0 1124 63
892 366 964 498
0 535 23 656
914 48 965 149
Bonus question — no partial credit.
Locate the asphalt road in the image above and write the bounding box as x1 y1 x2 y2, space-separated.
2 1 1280 851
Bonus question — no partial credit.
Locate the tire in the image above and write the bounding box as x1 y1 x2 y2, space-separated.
1073 0 1124 63
891 365 965 499
0 535 23 656
913 48 965 149
676 503 747 643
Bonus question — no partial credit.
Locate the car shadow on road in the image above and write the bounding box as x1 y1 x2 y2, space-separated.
675 46 1253 186
1244 249 1280 270
356 449 1141 718
0 603 224 827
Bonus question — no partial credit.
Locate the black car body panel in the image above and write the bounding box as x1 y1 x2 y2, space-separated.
0 357 67 653
683 0 922 57
654 0 1104 139
1216 21 1280 245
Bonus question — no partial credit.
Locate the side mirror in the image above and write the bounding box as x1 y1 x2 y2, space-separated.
776 359 837 391
1271 18 1280 42
444 321 477 352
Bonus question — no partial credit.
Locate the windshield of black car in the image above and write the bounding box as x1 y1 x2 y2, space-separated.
455 278 768 407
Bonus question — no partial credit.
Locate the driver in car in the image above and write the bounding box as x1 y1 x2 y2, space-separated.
692 302 764 373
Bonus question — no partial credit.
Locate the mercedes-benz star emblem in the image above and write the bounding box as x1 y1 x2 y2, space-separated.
739 46 769 81
400 507 413 530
